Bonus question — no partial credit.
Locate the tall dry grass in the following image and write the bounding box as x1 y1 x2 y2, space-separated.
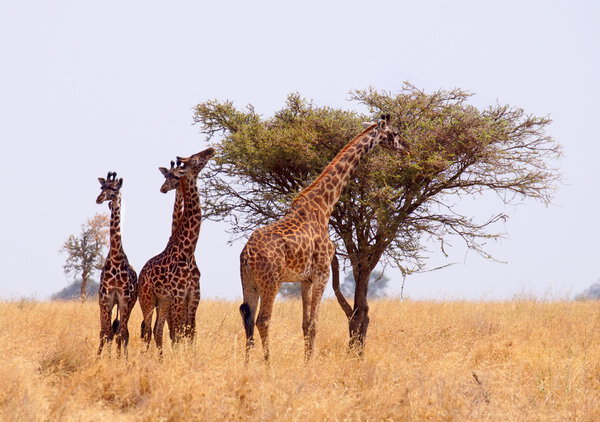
1 298 599 421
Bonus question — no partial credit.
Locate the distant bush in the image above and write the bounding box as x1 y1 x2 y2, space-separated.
575 281 600 301
51 280 99 301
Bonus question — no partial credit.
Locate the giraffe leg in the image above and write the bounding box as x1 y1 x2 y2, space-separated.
305 268 330 361
114 305 123 358
300 281 313 358
185 270 200 342
170 299 187 344
140 295 155 349
255 291 277 363
97 301 113 357
239 260 259 362
117 298 135 358
166 308 175 343
153 300 170 354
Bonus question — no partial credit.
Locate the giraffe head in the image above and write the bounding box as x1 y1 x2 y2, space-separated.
371 114 410 155
96 171 123 204
176 147 215 175
158 160 186 193
159 147 215 193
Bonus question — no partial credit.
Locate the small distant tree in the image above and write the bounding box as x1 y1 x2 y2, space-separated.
341 270 390 299
60 213 109 300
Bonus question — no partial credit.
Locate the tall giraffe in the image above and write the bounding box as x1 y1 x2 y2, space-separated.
158 160 201 340
96 171 138 357
239 115 409 361
139 147 214 351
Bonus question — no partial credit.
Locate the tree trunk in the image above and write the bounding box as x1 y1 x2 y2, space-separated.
331 255 353 318
348 270 370 354
331 256 372 355
81 270 89 301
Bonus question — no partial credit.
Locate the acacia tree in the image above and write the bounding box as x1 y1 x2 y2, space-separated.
193 84 561 352
61 213 109 300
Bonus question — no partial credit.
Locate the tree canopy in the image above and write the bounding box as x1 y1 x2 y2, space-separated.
193 84 561 349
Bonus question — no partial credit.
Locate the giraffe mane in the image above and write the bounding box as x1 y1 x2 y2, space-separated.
291 123 377 205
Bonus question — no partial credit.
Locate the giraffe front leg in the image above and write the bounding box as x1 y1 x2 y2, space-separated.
170 299 187 345
300 281 313 359
305 267 330 361
117 299 135 358
304 258 334 361
97 303 113 357
185 276 200 342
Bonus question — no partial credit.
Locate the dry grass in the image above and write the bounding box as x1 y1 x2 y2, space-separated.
1 298 599 421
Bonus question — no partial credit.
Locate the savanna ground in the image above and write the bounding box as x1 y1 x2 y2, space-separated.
1 299 599 421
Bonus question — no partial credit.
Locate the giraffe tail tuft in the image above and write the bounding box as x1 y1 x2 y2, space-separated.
239 303 254 339
112 318 120 335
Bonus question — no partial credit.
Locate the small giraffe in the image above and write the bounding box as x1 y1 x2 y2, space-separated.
239 115 409 362
139 147 214 351
158 160 201 341
96 171 138 357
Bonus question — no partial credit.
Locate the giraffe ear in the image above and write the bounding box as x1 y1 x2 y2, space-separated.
361 121 374 128
118 178 123 188
159 167 169 176
98 177 106 186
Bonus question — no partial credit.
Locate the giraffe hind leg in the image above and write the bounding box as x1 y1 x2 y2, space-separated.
113 305 123 358
153 300 171 354
255 291 277 363
140 298 155 349
240 264 259 362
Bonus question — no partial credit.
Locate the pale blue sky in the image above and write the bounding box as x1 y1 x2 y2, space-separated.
1 1 598 300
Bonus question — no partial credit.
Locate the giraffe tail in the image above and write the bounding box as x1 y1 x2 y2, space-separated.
112 306 120 335
239 303 254 339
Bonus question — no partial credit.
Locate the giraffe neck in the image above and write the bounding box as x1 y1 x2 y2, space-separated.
170 188 184 236
109 194 124 255
292 124 381 219
169 172 201 257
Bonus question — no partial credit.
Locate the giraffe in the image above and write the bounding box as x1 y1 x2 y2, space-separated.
239 114 409 362
139 147 215 351
96 171 138 357
158 160 201 341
